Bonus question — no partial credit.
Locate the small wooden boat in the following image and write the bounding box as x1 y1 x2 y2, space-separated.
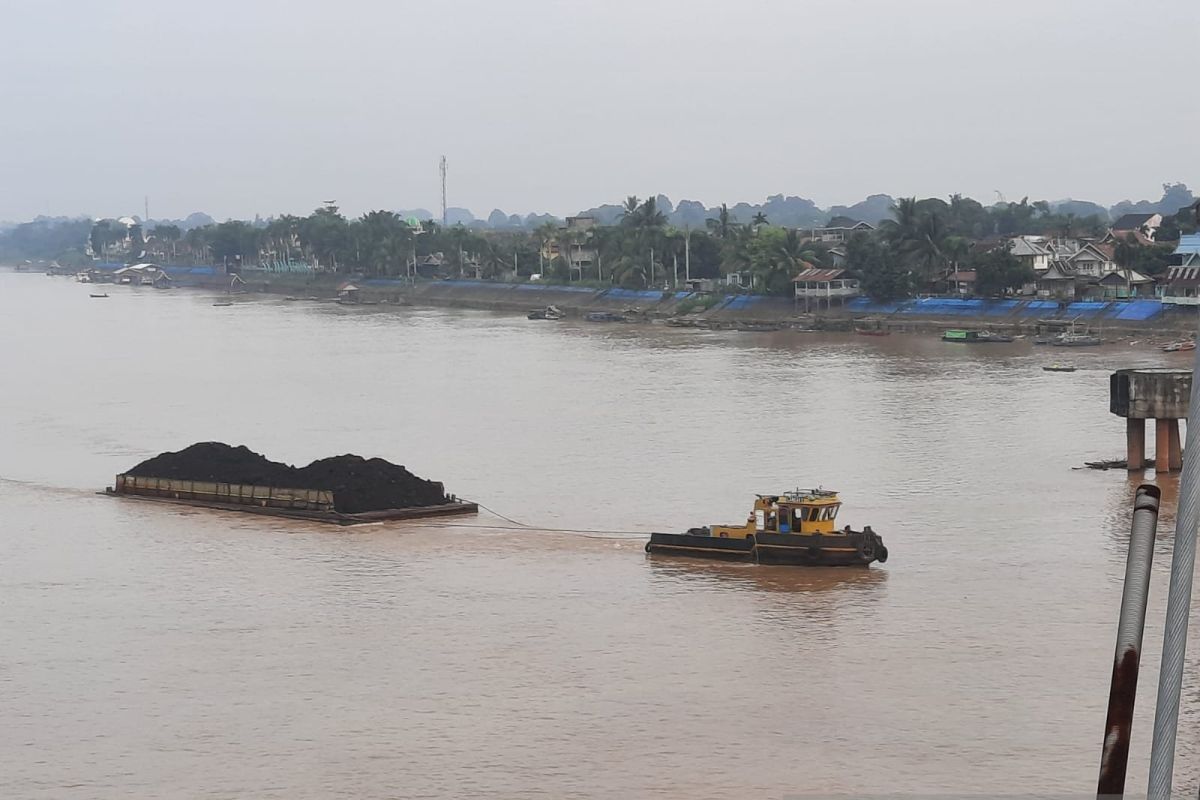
855 328 891 336
585 311 627 323
212 301 233 307
1043 365 1077 372
645 489 887 567
528 305 564 321
1052 332 1102 347
1162 340 1196 352
89 293 109 298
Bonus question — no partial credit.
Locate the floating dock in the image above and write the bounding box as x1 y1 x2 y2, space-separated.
106 474 478 525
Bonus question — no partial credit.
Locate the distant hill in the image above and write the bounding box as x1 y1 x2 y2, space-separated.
827 194 896 226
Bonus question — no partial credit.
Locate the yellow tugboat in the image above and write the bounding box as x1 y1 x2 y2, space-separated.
645 488 887 566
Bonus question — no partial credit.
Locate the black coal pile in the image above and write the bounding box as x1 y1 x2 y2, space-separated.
125 443 449 513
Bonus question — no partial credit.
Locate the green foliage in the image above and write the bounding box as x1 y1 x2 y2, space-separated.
970 243 1034 297
299 203 351 271
846 233 912 301
207 220 263 267
1113 237 1175 277
747 227 825 296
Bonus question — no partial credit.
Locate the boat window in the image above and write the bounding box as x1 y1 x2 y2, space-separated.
821 505 840 521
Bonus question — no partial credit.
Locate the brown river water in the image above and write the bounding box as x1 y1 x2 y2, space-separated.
4 270 1200 798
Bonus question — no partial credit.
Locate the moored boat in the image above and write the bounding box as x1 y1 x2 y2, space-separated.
942 329 1013 343
528 305 564 320
645 488 887 566
1162 340 1196 352
585 311 627 323
855 328 890 336
1052 332 1102 347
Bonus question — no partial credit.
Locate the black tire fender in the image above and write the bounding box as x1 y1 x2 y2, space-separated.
857 539 877 562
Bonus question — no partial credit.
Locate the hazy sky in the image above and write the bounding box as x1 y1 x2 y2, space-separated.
2 0 1197 221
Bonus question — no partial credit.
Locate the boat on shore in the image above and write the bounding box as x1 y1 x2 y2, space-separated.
1162 340 1196 352
89 293 109 298
942 329 1013 343
1052 332 1102 347
528 305 563 320
736 321 782 332
1043 365 1077 372
855 328 890 337
645 488 887 566
585 311 628 323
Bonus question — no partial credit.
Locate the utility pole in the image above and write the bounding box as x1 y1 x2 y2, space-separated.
439 156 447 227
649 247 654 287
684 226 691 283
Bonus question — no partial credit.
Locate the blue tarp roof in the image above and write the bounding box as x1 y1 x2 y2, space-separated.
1175 234 1200 255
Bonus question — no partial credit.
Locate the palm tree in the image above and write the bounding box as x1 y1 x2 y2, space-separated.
706 203 734 240
907 212 947 287
619 196 641 226
751 211 769 226
884 197 921 245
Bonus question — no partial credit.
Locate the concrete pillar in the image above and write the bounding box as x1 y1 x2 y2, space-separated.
1128 418 1147 471
1168 418 1183 471
1157 418 1171 473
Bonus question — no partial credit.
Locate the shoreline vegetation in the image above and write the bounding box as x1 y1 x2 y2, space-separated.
2 184 1196 303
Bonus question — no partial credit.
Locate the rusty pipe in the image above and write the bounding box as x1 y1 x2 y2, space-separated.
1099 484 1161 798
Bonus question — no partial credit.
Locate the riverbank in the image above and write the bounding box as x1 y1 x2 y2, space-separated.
237 270 1198 337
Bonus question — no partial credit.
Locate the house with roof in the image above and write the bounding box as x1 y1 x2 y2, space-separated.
1112 213 1163 241
793 267 860 310
1091 269 1157 299
1162 234 1200 306
1064 242 1117 278
807 218 874 243
947 270 977 295
1009 236 1053 272
1035 261 1082 300
540 216 598 277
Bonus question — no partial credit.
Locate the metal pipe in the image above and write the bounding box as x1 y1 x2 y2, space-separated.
1149 351 1200 799
1098 484 1160 797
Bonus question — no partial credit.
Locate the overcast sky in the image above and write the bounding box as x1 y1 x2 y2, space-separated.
2 0 1196 221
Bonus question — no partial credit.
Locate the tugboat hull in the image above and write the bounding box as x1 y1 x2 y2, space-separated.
645 530 887 566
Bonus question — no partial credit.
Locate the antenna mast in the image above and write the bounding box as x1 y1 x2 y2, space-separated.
440 155 447 226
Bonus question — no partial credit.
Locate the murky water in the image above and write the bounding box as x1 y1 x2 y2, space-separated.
3 271 1200 798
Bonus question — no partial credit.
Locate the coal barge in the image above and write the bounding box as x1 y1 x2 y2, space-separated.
106 443 477 525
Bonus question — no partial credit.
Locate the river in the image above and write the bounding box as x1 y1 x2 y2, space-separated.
3 270 1199 798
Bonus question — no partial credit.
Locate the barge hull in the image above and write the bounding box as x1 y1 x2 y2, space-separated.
644 532 755 561
107 473 477 525
645 531 884 566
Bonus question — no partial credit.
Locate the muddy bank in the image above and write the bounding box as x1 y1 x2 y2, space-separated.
237 271 1196 336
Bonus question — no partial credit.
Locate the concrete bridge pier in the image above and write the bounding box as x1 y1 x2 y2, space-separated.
1111 369 1191 474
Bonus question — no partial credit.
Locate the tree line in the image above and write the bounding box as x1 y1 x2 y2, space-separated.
4 190 1196 301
